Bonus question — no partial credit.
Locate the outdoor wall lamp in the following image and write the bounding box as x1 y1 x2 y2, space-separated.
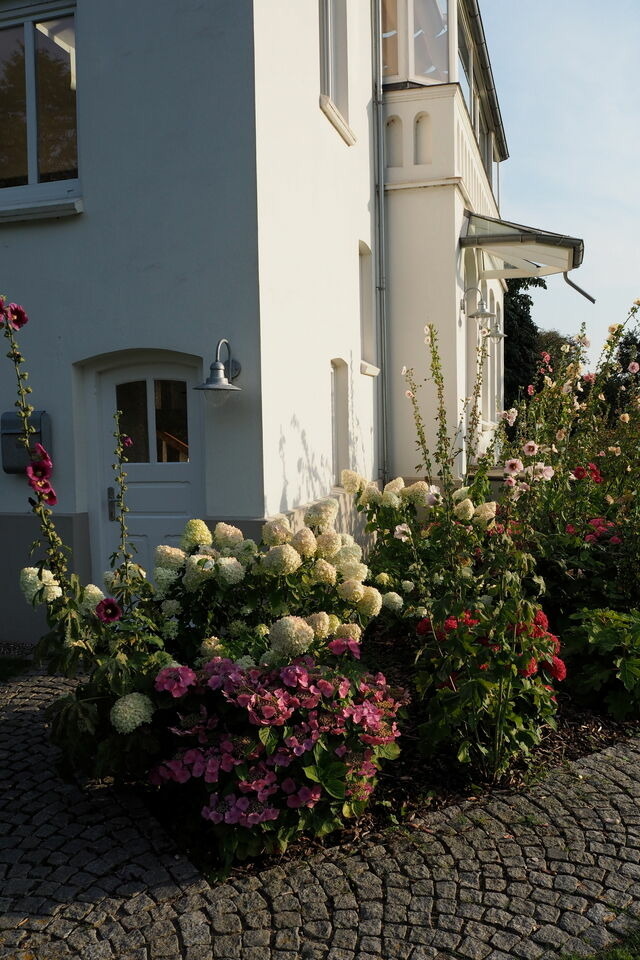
460 287 505 340
194 338 242 407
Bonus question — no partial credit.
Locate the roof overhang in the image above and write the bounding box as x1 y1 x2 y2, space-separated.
460 211 584 280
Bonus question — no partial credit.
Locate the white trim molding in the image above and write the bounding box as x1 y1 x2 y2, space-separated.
319 94 357 146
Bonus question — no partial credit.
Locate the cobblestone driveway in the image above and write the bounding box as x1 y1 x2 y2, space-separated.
2 672 640 960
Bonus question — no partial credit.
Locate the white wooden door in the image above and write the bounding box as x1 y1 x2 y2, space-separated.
95 362 203 578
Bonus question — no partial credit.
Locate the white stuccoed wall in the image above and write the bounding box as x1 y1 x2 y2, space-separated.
252 0 378 517
0 0 265 521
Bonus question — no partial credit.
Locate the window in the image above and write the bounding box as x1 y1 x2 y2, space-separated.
319 0 355 143
413 0 448 82
0 8 79 218
116 379 190 464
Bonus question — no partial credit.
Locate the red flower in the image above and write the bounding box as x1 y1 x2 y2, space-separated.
96 598 123 623
549 656 567 681
3 302 29 330
587 462 603 484
41 485 57 506
534 610 549 631
565 523 577 535
416 618 432 636
122 435 133 448
443 617 459 633
572 466 587 480
519 658 538 678
33 443 52 463
26 460 52 483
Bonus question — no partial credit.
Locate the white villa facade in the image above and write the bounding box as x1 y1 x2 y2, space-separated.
0 0 586 644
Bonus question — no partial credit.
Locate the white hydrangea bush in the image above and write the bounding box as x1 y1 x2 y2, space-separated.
147 502 386 667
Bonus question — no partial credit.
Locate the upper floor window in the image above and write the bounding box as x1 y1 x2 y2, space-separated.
0 8 78 211
382 0 449 83
320 0 348 121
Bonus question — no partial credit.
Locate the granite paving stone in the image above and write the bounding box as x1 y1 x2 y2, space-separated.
4 670 640 958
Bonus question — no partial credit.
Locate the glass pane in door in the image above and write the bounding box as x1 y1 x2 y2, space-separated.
414 0 449 82
116 380 150 462
155 380 189 463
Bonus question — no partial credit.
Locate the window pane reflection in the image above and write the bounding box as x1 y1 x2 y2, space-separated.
36 17 77 183
0 25 28 188
155 380 189 463
414 0 448 82
116 381 150 462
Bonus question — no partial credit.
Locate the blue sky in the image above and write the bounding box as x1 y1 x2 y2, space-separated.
480 0 640 365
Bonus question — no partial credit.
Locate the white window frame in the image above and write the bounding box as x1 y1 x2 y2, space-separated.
319 0 356 145
0 2 82 223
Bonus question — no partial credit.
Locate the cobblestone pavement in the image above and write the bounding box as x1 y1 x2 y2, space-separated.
3 674 640 960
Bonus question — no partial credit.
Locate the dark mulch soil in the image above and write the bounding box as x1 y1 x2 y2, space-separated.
145 625 639 882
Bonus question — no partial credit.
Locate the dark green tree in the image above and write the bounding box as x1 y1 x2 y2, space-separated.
503 277 546 408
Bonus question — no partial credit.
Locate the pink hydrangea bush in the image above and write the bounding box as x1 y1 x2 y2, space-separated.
150 652 406 861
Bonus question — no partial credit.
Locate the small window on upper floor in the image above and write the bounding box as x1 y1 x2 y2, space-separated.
319 0 355 143
0 9 80 221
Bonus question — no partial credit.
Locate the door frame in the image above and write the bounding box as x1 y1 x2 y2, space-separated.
77 349 204 583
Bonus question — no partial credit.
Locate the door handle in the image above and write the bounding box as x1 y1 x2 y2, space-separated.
107 486 118 522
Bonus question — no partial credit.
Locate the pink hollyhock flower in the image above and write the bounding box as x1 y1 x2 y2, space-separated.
504 458 524 475
584 534 598 543
155 665 198 698
628 361 640 374
405 390 414 399
41 485 58 506
394 523 411 542
527 384 535 396
582 372 596 384
26 459 52 483
541 351 551 363
4 303 29 330
33 443 51 462
122 435 134 448
565 523 577 535
95 597 122 622
522 440 539 457
610 536 622 545
503 476 516 488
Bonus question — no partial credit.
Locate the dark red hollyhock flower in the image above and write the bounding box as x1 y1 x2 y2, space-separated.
33 443 52 464
587 462 603 484
4 302 29 330
41 485 58 506
96 598 123 623
416 617 433 635
26 459 53 483
122 435 133 448
572 466 588 480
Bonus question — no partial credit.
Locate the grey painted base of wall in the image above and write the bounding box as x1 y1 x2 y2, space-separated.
0 513 91 648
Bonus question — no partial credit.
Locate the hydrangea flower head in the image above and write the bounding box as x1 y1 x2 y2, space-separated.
337 579 365 603
155 544 187 570
304 497 339 531
310 559 337 585
290 526 317 558
315 530 342 559
357 585 383 618
261 516 292 546
79 583 105 617
269 616 315 658
109 693 154 734
262 543 302 577
19 567 62 605
382 591 403 611
217 556 245 586
305 611 331 638
340 469 365 494
180 519 213 552
453 498 474 522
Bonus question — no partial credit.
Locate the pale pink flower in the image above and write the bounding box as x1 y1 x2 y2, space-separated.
503 476 516 488
583 373 596 384
527 385 535 396
628 361 640 374
504 458 524 475
405 390 414 399
522 441 539 457
393 523 411 542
